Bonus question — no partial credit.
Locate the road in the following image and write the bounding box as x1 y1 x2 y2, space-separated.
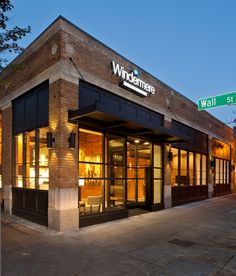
2 194 236 275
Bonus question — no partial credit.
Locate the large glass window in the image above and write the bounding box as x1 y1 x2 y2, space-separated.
39 128 49 190
153 145 162 204
78 128 162 215
189 152 194 185
195 153 201 185
202 155 207 185
171 148 207 186
171 148 178 186
214 157 230 185
14 134 23 187
13 127 49 190
78 129 103 214
25 131 36 189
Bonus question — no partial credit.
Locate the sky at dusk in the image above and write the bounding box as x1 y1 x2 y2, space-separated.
7 0 236 127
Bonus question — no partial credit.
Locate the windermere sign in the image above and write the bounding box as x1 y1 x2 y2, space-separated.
198 92 236 110
111 61 155 97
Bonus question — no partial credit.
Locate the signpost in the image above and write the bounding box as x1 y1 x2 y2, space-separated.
198 92 236 110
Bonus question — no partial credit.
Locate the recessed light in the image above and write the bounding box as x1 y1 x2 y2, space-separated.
144 142 149 145
134 139 140 144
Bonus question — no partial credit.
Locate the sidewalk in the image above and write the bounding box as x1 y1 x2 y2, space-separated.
2 194 236 276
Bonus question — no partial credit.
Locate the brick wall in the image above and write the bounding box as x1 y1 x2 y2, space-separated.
59 22 233 143
2 107 12 187
0 31 61 102
49 79 78 189
0 17 232 145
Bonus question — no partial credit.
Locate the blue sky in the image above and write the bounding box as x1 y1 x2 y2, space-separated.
7 0 236 127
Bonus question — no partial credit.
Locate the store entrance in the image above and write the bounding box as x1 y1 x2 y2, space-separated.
127 137 151 208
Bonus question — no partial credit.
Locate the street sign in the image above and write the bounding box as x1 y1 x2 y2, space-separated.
198 92 236 110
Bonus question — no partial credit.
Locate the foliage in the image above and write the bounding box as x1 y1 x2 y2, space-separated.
0 0 31 71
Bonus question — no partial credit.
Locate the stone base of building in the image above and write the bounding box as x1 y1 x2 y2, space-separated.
48 188 79 231
208 183 213 198
48 207 79 232
164 184 172 209
3 185 12 215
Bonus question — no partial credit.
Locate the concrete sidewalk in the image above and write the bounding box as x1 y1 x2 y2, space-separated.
1 194 236 276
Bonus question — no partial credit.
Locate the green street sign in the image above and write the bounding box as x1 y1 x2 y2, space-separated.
198 92 236 110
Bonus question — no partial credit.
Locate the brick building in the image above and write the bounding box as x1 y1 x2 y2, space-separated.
0 16 235 231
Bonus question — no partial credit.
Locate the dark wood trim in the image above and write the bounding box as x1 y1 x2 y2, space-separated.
213 184 231 197
172 185 208 206
12 187 48 226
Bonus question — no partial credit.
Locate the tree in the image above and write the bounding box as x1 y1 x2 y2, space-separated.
0 0 30 71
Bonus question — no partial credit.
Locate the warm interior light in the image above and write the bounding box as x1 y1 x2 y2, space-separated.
134 139 140 144
78 178 85 186
144 141 149 145
40 153 46 166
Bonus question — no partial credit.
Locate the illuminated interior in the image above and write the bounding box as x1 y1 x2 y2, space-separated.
171 148 207 186
14 127 49 190
212 139 231 186
78 128 163 215
127 137 151 204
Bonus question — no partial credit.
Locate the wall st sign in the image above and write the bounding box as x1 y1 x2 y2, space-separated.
111 61 155 97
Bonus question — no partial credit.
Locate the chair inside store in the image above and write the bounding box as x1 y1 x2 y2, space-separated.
80 195 102 215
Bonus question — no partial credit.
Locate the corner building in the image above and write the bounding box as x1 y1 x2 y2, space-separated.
0 16 235 231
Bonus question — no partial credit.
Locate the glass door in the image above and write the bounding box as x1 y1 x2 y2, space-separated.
106 134 125 210
127 138 151 206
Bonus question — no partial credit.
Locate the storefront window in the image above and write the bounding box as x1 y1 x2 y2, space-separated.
39 128 49 190
215 158 220 184
214 157 230 185
79 129 103 214
171 148 207 186
202 155 207 185
78 128 160 215
195 153 201 185
189 152 194 185
171 148 178 186
14 134 23 187
13 127 49 190
153 145 162 204
25 131 36 189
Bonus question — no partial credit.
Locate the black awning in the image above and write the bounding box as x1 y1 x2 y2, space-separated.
68 103 189 143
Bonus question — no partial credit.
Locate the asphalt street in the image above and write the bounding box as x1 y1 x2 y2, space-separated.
1 194 236 276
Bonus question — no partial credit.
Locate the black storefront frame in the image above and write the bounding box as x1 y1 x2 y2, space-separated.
78 126 164 226
73 81 188 226
11 81 49 226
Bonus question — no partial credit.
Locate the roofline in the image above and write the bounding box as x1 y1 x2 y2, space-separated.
1 16 233 129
